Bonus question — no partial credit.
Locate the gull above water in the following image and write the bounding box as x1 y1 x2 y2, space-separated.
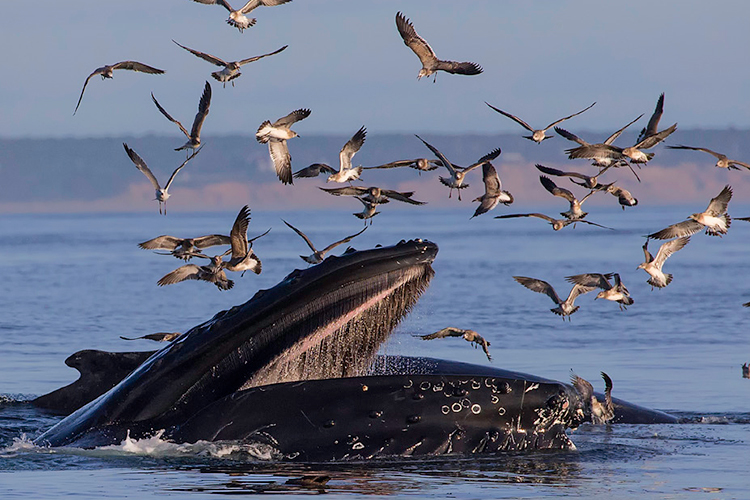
363 158 441 174
416 134 501 200
666 145 750 171
256 108 311 185
151 81 212 156
395 12 483 82
637 236 690 289
513 276 596 320
283 220 367 265
590 182 638 210
157 252 234 290
570 372 614 425
566 273 634 310
623 93 677 164
485 101 595 143
471 162 513 218
318 185 426 205
325 126 368 183
647 185 732 239
138 233 231 260
539 175 594 220
494 213 612 231
174 40 287 87
192 0 293 32
74 61 165 115
353 196 380 225
535 163 614 189
223 205 269 276
123 143 201 215
418 327 492 361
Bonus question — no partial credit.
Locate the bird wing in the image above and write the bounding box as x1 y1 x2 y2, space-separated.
539 175 576 204
193 234 232 248
321 226 368 254
364 159 418 170
190 81 212 140
73 67 107 115
570 373 594 401
237 0 291 15
268 139 293 185
319 186 367 197
513 276 562 305
543 102 596 130
420 327 464 340
638 93 664 142
237 45 288 66
273 108 311 127
634 123 677 150
481 162 501 195
601 371 613 410
576 219 614 230
293 163 335 178
111 61 165 74
465 148 502 172
395 12 438 67
647 220 704 240
565 273 613 290
383 189 427 205
339 126 367 171
415 134 457 176
604 114 643 145
705 185 732 214
123 143 161 190
666 145 721 159
485 103 533 131
729 160 750 170
535 164 585 181
151 92 190 139
173 40 227 66
653 236 690 269
229 205 251 258
138 235 183 250
641 239 654 264
554 127 589 146
434 60 483 75
567 283 596 302
283 220 318 253
165 146 201 191
157 264 203 285
495 213 557 224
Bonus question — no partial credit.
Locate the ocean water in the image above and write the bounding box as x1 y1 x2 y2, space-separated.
1 206 749 498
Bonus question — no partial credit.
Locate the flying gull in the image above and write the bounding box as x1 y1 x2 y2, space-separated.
513 276 596 320
570 371 615 425
471 161 513 218
157 252 234 290
324 126 368 183
590 181 638 209
566 273 634 310
495 213 612 231
256 108 311 185
173 40 287 87
416 134 501 200
535 163 614 189
539 175 594 220
283 220 367 265
151 81 212 157
647 185 732 239
418 327 492 361
637 236 690 289
318 185 426 205
395 12 483 82
666 145 750 171
138 233 231 260
191 0 293 32
120 332 182 342
223 205 270 276
123 143 201 215
621 93 677 164
485 101 596 143
74 61 165 115
353 197 381 225
363 158 441 174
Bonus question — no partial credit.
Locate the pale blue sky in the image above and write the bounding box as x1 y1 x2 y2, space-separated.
1 0 748 138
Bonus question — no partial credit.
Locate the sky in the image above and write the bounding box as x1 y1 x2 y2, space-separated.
1 0 749 139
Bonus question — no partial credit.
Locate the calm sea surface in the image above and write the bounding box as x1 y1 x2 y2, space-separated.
1 206 749 498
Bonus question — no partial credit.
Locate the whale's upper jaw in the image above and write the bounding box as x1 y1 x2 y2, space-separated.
35 240 438 447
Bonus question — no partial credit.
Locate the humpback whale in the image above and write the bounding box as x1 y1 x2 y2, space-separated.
34 239 675 458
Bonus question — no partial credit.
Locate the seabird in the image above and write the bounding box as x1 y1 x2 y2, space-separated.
157 252 234 290
637 236 691 289
666 145 750 171
151 81 212 156
621 123 677 165
123 143 201 215
74 61 165 115
395 12 483 82
485 102 596 143
539 175 594 220
138 233 231 260
255 108 311 185
318 185 426 205
647 185 733 239
471 161 513 218
173 40 287 87
364 158 441 174
326 126 368 183
495 213 612 231
283 220 367 265
513 276 596 320
535 163 614 189
192 0 293 32
293 163 337 179
570 371 614 424
353 196 380 225
418 327 492 361
637 93 666 144
566 273 634 310
416 134 501 200
223 205 268 276
590 182 638 210
120 332 182 342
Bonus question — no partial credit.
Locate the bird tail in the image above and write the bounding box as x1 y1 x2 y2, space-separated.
256 121 272 143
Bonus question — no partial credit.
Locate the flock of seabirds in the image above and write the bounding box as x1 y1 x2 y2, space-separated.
70 3 750 421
